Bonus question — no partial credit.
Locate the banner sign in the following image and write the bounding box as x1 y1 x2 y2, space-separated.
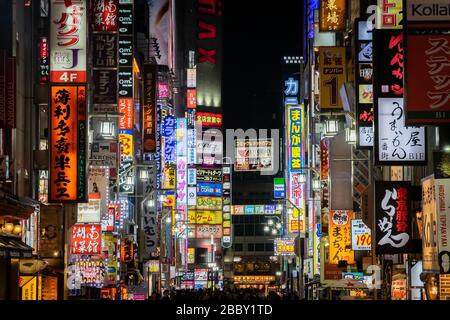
176 118 188 238
195 225 223 239
319 47 346 110
143 64 157 153
328 210 355 264
93 69 117 104
50 0 87 83
195 112 223 128
77 193 101 223
188 211 222 225
231 205 282 215
436 178 450 274
118 3 133 34
118 98 133 130
234 139 274 172
197 196 222 210
373 30 427 164
49 86 87 202
376 0 403 29
274 238 296 256
355 20 374 148
320 138 329 180
187 89 197 109
286 105 306 235
421 175 441 272
196 168 222 182
93 0 118 32
405 0 450 23
274 177 285 199
197 182 222 197
71 224 101 254
405 34 450 124
197 129 223 166
92 33 118 68
375 181 413 254
222 162 232 247
351 219 372 251
375 97 426 165
319 0 346 32
142 201 158 256
39 37 49 83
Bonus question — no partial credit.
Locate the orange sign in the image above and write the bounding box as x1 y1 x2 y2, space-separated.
328 210 355 265
50 86 84 202
320 0 346 32
118 98 133 130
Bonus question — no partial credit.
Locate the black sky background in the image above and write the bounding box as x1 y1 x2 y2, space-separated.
223 0 303 131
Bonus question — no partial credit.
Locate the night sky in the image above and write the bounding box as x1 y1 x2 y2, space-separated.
223 0 303 131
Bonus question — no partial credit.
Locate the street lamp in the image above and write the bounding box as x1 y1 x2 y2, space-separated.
323 118 339 137
312 179 321 191
345 127 357 144
100 120 116 138
139 169 149 180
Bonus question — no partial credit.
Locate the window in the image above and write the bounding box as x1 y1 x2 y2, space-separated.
265 243 274 252
255 224 265 236
234 225 244 236
255 243 265 252
245 225 255 236
247 243 254 251
233 243 243 252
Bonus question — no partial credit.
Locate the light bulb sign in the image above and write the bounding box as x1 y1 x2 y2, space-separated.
274 238 296 256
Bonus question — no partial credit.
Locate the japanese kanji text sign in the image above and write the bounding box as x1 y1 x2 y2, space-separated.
195 112 222 128
71 224 101 254
375 181 412 254
319 47 346 109
319 0 346 32
328 210 355 264
274 238 296 256
93 0 118 32
50 86 86 202
376 98 426 164
143 64 157 152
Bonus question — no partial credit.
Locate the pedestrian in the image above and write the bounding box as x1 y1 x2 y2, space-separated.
161 289 171 301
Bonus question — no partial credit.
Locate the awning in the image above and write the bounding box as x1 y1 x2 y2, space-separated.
0 192 36 220
0 234 34 259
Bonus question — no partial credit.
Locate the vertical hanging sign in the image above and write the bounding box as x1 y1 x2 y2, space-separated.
49 86 86 202
50 0 87 83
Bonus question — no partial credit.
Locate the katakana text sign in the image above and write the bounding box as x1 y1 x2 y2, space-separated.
319 47 346 109
405 34 450 124
50 0 87 83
